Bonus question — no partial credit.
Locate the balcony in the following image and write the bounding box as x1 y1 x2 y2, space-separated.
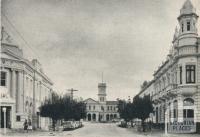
152 84 178 103
178 84 197 95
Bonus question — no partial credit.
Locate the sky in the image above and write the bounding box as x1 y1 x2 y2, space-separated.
1 0 200 101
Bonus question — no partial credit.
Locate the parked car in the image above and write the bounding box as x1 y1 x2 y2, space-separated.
112 118 120 122
62 120 83 130
63 121 75 130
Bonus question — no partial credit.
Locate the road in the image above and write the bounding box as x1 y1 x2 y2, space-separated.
60 122 143 137
1 122 200 137
58 122 198 137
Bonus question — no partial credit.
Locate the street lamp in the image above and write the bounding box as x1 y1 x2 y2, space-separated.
165 106 169 136
2 107 7 135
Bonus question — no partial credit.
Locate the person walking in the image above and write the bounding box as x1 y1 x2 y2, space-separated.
28 119 33 131
23 119 28 133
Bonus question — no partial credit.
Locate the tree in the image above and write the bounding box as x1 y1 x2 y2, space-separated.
133 95 153 132
62 96 86 121
117 100 135 127
40 92 63 131
141 81 148 89
72 101 86 121
40 93 87 131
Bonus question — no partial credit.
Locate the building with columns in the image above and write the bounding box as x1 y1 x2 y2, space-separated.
84 82 119 122
137 0 200 133
0 27 53 130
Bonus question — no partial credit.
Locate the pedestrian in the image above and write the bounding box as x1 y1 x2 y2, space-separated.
28 119 33 131
23 119 28 133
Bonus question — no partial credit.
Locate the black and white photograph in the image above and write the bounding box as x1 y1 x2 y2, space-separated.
1 0 200 136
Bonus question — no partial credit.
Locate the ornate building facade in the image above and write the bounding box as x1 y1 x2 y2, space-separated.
137 0 200 133
0 27 53 129
84 82 119 122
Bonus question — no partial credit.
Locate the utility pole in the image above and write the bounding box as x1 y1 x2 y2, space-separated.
67 88 78 100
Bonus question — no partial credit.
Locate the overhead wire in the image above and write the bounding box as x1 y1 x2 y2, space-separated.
1 11 41 60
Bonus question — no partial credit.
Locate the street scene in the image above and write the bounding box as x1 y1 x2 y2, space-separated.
1 0 200 136
2 122 200 137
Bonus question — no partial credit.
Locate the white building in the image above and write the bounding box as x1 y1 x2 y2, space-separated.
137 0 200 133
0 27 53 130
84 82 119 122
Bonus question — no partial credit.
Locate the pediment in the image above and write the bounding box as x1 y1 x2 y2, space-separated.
84 98 99 104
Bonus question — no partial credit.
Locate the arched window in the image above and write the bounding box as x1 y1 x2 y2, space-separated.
183 98 194 119
183 98 194 106
173 100 178 119
169 103 171 119
87 114 91 121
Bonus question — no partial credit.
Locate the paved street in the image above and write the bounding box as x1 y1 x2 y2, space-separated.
1 122 200 137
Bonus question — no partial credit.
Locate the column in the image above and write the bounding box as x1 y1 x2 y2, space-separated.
96 113 99 122
177 67 180 85
16 71 23 113
7 70 11 97
177 94 183 122
182 63 186 84
11 69 16 99
170 100 174 122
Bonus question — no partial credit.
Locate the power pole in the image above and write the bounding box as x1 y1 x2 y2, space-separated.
67 88 78 100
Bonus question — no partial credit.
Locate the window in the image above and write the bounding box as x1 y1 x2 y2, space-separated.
180 66 182 84
187 21 191 31
186 65 195 83
0 71 6 86
183 98 194 106
110 106 112 110
100 97 104 102
101 106 104 111
173 109 177 118
173 100 178 119
93 106 95 110
89 106 91 110
16 116 21 121
183 109 194 118
182 23 184 32
107 106 109 110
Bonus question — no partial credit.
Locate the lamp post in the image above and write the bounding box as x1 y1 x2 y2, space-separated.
165 107 169 136
2 107 7 135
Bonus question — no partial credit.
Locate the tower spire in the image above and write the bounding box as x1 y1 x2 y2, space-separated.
102 72 104 83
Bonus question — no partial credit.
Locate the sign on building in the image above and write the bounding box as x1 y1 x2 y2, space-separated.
168 119 196 133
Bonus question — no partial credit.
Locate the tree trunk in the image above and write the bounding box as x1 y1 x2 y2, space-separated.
52 119 57 131
131 120 133 127
142 120 145 132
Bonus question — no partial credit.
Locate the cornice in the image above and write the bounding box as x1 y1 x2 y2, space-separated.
177 13 199 20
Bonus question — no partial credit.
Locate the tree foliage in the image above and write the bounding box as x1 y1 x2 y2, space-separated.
140 80 149 89
133 95 153 121
39 92 86 130
117 100 135 122
117 95 153 131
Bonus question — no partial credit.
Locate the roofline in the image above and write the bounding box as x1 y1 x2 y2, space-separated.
84 98 99 103
138 80 154 96
153 59 169 76
1 48 53 85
